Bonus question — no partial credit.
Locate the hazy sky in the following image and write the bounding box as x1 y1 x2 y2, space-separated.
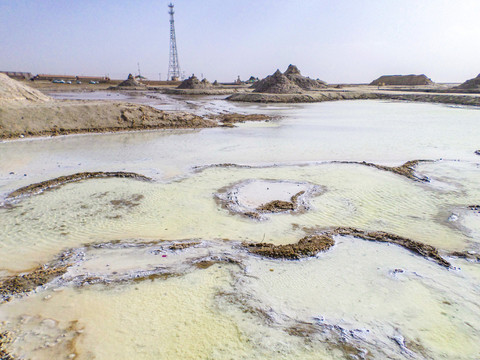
1 0 480 83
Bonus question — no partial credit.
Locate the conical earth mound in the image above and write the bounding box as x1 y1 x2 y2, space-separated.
0 73 51 104
455 74 480 90
253 70 303 94
116 74 146 88
177 75 213 89
252 65 326 94
284 64 326 90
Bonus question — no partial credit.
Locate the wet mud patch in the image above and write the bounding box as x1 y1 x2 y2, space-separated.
193 159 431 188
445 204 480 242
208 113 274 127
217 288 386 359
0 239 243 301
323 227 451 268
4 171 152 204
168 241 201 250
244 234 334 260
0 331 14 360
243 226 452 267
0 266 68 303
0 316 81 360
215 291 275 325
449 251 480 263
340 159 431 182
216 179 324 220
109 194 144 210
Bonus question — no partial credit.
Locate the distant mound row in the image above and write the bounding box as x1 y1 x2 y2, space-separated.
177 75 213 89
455 73 480 90
0 73 51 104
370 74 433 86
252 65 326 94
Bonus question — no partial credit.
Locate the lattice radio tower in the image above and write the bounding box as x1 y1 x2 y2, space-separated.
167 3 181 81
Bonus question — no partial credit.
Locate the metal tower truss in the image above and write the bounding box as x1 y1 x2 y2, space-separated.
167 3 181 81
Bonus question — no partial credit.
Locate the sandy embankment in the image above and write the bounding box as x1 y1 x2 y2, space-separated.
0 73 217 139
228 90 480 106
0 74 272 139
0 101 217 139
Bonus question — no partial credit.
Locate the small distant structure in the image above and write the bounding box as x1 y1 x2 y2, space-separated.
33 74 76 81
0 71 33 80
32 74 110 83
235 76 242 85
75 76 110 83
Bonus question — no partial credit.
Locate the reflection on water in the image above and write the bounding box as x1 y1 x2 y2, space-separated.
0 97 479 359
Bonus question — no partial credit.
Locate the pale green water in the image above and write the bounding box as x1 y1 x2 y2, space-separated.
0 98 479 359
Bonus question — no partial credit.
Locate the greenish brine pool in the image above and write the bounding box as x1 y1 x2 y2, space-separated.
0 97 479 359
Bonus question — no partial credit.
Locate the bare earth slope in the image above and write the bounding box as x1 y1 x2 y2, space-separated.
455 73 480 90
0 73 51 104
0 101 216 139
0 74 217 139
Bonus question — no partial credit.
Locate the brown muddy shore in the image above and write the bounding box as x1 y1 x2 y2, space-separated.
342 160 431 182
0 101 274 140
243 227 453 267
227 90 480 106
5 171 152 201
0 101 218 140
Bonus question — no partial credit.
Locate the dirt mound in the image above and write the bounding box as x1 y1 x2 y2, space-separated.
253 70 304 94
284 64 327 90
370 74 433 86
177 75 213 89
0 73 51 104
455 74 480 90
253 65 326 94
116 73 146 88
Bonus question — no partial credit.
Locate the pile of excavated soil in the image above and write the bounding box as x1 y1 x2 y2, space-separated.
370 74 433 86
284 64 326 90
253 65 326 94
455 74 480 90
0 73 51 104
177 75 213 89
253 70 303 94
114 74 146 89
0 101 217 139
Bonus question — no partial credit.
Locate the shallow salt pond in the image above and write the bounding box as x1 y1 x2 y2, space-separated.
0 98 479 359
